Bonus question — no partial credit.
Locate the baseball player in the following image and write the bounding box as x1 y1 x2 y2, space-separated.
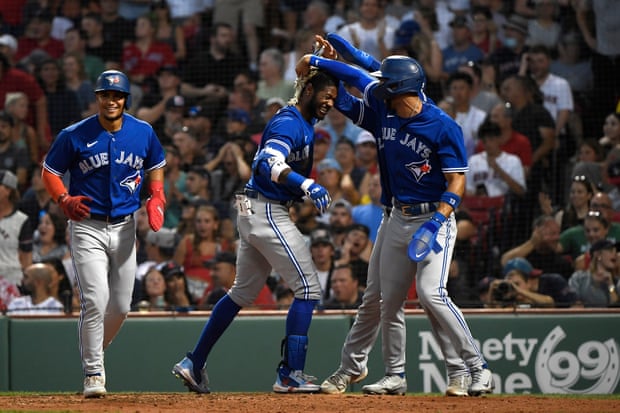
172 69 338 394
295 34 494 396
41 70 166 398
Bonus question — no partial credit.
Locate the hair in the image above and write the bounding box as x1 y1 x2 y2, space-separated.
532 214 556 230
561 176 595 230
477 120 501 139
193 204 220 248
4 91 27 109
529 44 552 58
335 136 355 150
40 210 69 246
305 69 338 94
584 210 609 229
65 26 88 41
211 22 233 37
447 71 473 87
471 5 492 20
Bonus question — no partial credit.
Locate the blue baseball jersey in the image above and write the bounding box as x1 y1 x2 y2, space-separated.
43 113 166 217
247 105 316 202
310 55 468 204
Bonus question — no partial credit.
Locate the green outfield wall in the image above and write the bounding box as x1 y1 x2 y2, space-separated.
0 311 618 394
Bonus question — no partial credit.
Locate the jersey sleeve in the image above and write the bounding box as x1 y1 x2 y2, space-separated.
437 118 468 173
145 127 166 171
42 130 74 176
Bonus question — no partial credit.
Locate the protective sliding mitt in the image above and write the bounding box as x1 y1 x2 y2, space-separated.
59 194 92 221
146 181 166 231
408 212 446 262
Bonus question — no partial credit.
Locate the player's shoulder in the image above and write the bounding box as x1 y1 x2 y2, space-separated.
122 113 155 131
62 114 98 134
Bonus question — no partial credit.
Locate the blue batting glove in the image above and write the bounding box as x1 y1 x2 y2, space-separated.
301 179 332 214
408 213 445 262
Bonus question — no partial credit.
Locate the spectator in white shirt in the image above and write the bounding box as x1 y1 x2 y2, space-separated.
447 71 487 158
467 120 526 198
7 263 63 315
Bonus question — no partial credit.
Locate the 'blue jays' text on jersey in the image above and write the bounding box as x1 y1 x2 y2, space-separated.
43 113 166 217
355 91 467 204
247 105 316 201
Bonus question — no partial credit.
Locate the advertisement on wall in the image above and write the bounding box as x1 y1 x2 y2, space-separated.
406 314 620 394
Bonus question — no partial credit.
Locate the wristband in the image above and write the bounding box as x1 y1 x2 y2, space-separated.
430 211 447 225
58 192 68 204
440 191 461 209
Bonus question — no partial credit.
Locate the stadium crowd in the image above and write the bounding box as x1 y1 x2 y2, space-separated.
0 0 619 313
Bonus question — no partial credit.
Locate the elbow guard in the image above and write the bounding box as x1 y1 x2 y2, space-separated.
254 150 290 183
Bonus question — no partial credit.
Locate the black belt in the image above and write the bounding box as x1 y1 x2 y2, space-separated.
90 213 132 224
244 189 295 207
393 199 438 216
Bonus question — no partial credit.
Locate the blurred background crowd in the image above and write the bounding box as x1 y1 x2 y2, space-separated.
0 0 619 314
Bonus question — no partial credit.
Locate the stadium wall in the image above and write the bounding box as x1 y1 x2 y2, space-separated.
0 310 618 394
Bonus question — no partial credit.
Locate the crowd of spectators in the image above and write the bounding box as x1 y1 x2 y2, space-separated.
0 0 619 312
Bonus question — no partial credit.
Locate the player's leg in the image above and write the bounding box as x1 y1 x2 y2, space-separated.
424 308 470 396
103 219 137 350
359 210 414 395
172 215 272 393
321 211 389 394
251 204 321 392
415 214 493 395
71 220 110 397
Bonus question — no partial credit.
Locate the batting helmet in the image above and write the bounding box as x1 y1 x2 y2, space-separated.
370 56 426 100
94 70 132 109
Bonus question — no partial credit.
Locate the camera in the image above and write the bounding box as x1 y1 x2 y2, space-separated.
492 280 516 303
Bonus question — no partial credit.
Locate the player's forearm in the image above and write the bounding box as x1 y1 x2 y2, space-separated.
308 55 375 93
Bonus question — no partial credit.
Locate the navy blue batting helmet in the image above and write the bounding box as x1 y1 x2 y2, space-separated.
370 56 426 100
94 70 132 108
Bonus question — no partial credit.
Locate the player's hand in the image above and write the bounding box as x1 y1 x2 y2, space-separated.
313 34 338 60
408 212 445 262
59 194 92 221
301 179 331 215
146 182 166 231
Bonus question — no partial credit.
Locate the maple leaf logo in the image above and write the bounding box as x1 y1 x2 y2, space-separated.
406 159 432 182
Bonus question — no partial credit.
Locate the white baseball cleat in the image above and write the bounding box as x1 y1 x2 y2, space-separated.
83 374 106 398
320 367 368 394
362 374 407 395
445 375 471 397
469 368 494 396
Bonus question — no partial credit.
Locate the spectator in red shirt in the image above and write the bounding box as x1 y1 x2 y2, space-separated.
198 252 275 310
481 101 534 177
15 10 65 62
0 53 51 156
122 14 176 87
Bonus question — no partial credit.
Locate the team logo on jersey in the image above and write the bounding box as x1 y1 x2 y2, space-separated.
120 170 142 193
406 159 432 182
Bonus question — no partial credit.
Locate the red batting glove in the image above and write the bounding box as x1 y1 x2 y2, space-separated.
146 181 166 231
59 194 92 221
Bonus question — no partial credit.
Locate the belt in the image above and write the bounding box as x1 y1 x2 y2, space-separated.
392 199 438 216
244 189 295 208
89 213 132 224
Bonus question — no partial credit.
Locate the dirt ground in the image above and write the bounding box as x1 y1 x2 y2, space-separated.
0 393 618 413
